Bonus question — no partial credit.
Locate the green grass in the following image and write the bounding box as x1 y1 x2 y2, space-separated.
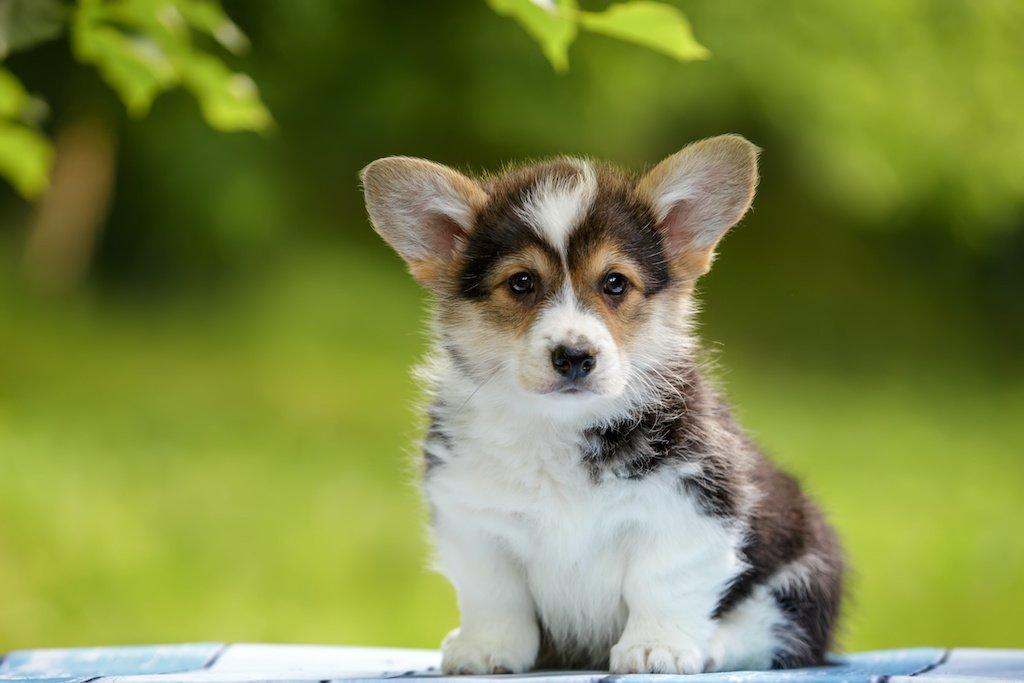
1 246 1022 653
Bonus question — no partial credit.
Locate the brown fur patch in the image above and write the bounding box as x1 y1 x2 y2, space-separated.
568 242 653 349
459 243 564 338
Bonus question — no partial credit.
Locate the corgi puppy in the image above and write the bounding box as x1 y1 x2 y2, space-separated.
360 135 843 675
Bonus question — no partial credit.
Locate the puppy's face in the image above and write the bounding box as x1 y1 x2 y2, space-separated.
450 162 671 400
361 136 758 410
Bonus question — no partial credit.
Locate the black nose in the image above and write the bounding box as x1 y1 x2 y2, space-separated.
551 345 596 381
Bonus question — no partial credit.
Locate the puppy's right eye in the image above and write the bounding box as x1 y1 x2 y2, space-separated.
508 271 535 295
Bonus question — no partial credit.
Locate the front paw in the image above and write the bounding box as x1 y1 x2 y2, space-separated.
610 637 705 675
441 626 538 675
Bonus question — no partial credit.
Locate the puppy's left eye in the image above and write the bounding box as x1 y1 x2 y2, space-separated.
603 272 629 297
508 271 535 295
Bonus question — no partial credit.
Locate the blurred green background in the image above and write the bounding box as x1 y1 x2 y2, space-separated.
1 0 1023 655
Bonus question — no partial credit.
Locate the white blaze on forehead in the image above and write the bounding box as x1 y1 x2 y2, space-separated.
517 159 597 254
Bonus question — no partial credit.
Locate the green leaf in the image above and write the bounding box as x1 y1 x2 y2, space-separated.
71 5 176 116
70 0 271 131
0 66 52 196
0 119 52 197
0 65 30 118
74 28 176 116
578 1 709 61
0 0 67 59
487 0 577 72
178 51 272 132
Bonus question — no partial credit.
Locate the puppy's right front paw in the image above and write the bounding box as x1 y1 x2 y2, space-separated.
609 637 706 675
440 627 538 675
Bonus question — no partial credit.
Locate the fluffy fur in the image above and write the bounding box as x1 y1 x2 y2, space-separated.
360 135 844 675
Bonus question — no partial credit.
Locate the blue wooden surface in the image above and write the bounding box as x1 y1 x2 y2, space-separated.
0 644 222 682
1 644 1022 682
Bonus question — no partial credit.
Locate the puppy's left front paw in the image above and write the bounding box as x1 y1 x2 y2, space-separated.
610 637 705 675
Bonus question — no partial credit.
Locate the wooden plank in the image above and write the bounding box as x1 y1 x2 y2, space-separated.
0 643 224 680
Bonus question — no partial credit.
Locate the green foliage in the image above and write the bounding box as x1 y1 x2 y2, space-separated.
0 0 271 199
487 0 707 72
0 67 52 197
578 2 707 61
486 0 578 72
0 0 713 199
71 0 271 129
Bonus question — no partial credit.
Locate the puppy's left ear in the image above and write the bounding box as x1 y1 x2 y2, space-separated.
361 156 488 289
638 134 759 277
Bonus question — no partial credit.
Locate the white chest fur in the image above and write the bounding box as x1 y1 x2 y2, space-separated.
424 394 742 660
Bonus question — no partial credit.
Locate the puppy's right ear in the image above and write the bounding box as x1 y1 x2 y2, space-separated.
360 157 487 288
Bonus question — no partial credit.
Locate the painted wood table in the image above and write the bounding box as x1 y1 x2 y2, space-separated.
2 644 1022 682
